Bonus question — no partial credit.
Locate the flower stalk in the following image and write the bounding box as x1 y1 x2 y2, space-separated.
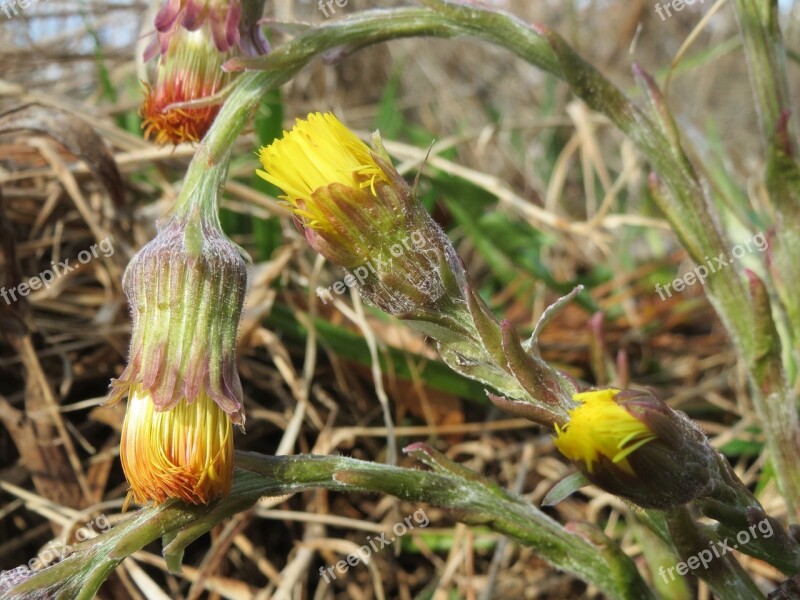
216 0 800 518
163 4 800 592
256 112 577 427
5 452 655 600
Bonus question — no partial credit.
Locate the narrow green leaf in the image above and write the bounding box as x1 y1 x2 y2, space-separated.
542 471 589 506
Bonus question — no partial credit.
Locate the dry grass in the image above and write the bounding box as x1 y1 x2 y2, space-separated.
0 0 797 598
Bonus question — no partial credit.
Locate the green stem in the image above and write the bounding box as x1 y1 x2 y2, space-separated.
229 450 655 600
9 452 654 600
731 0 795 148
133 2 800 594
731 0 800 517
695 452 800 575
664 507 763 600
181 5 754 382
174 149 231 228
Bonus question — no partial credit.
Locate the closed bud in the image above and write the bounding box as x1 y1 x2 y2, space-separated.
141 0 269 145
150 0 243 57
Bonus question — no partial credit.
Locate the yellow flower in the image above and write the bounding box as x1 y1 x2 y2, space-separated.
255 111 461 314
120 385 233 508
256 112 388 230
554 389 657 475
553 388 714 508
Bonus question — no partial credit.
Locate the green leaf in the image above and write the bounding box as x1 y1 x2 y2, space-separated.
374 64 405 139
542 471 589 506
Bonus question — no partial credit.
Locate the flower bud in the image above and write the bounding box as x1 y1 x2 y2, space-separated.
141 0 269 145
554 389 713 509
108 210 248 506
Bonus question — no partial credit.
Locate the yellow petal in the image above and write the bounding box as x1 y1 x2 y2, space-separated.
554 389 656 475
256 112 387 211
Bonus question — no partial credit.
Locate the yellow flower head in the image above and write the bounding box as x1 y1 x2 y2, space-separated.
254 111 461 313
554 389 657 475
121 385 233 508
256 112 388 231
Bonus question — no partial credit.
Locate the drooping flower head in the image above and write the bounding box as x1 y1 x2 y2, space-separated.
257 112 464 315
152 0 238 57
109 208 248 507
554 388 713 509
141 0 268 145
141 24 234 146
121 385 233 506
145 0 269 60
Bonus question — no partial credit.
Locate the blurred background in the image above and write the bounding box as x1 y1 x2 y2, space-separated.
1 0 799 598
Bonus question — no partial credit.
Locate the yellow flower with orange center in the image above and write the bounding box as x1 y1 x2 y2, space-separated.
554 389 657 475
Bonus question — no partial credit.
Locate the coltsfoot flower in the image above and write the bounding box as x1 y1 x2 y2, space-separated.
255 113 576 417
141 23 235 146
120 385 233 506
109 210 247 507
554 389 656 475
256 112 463 315
141 0 269 145
555 388 713 508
